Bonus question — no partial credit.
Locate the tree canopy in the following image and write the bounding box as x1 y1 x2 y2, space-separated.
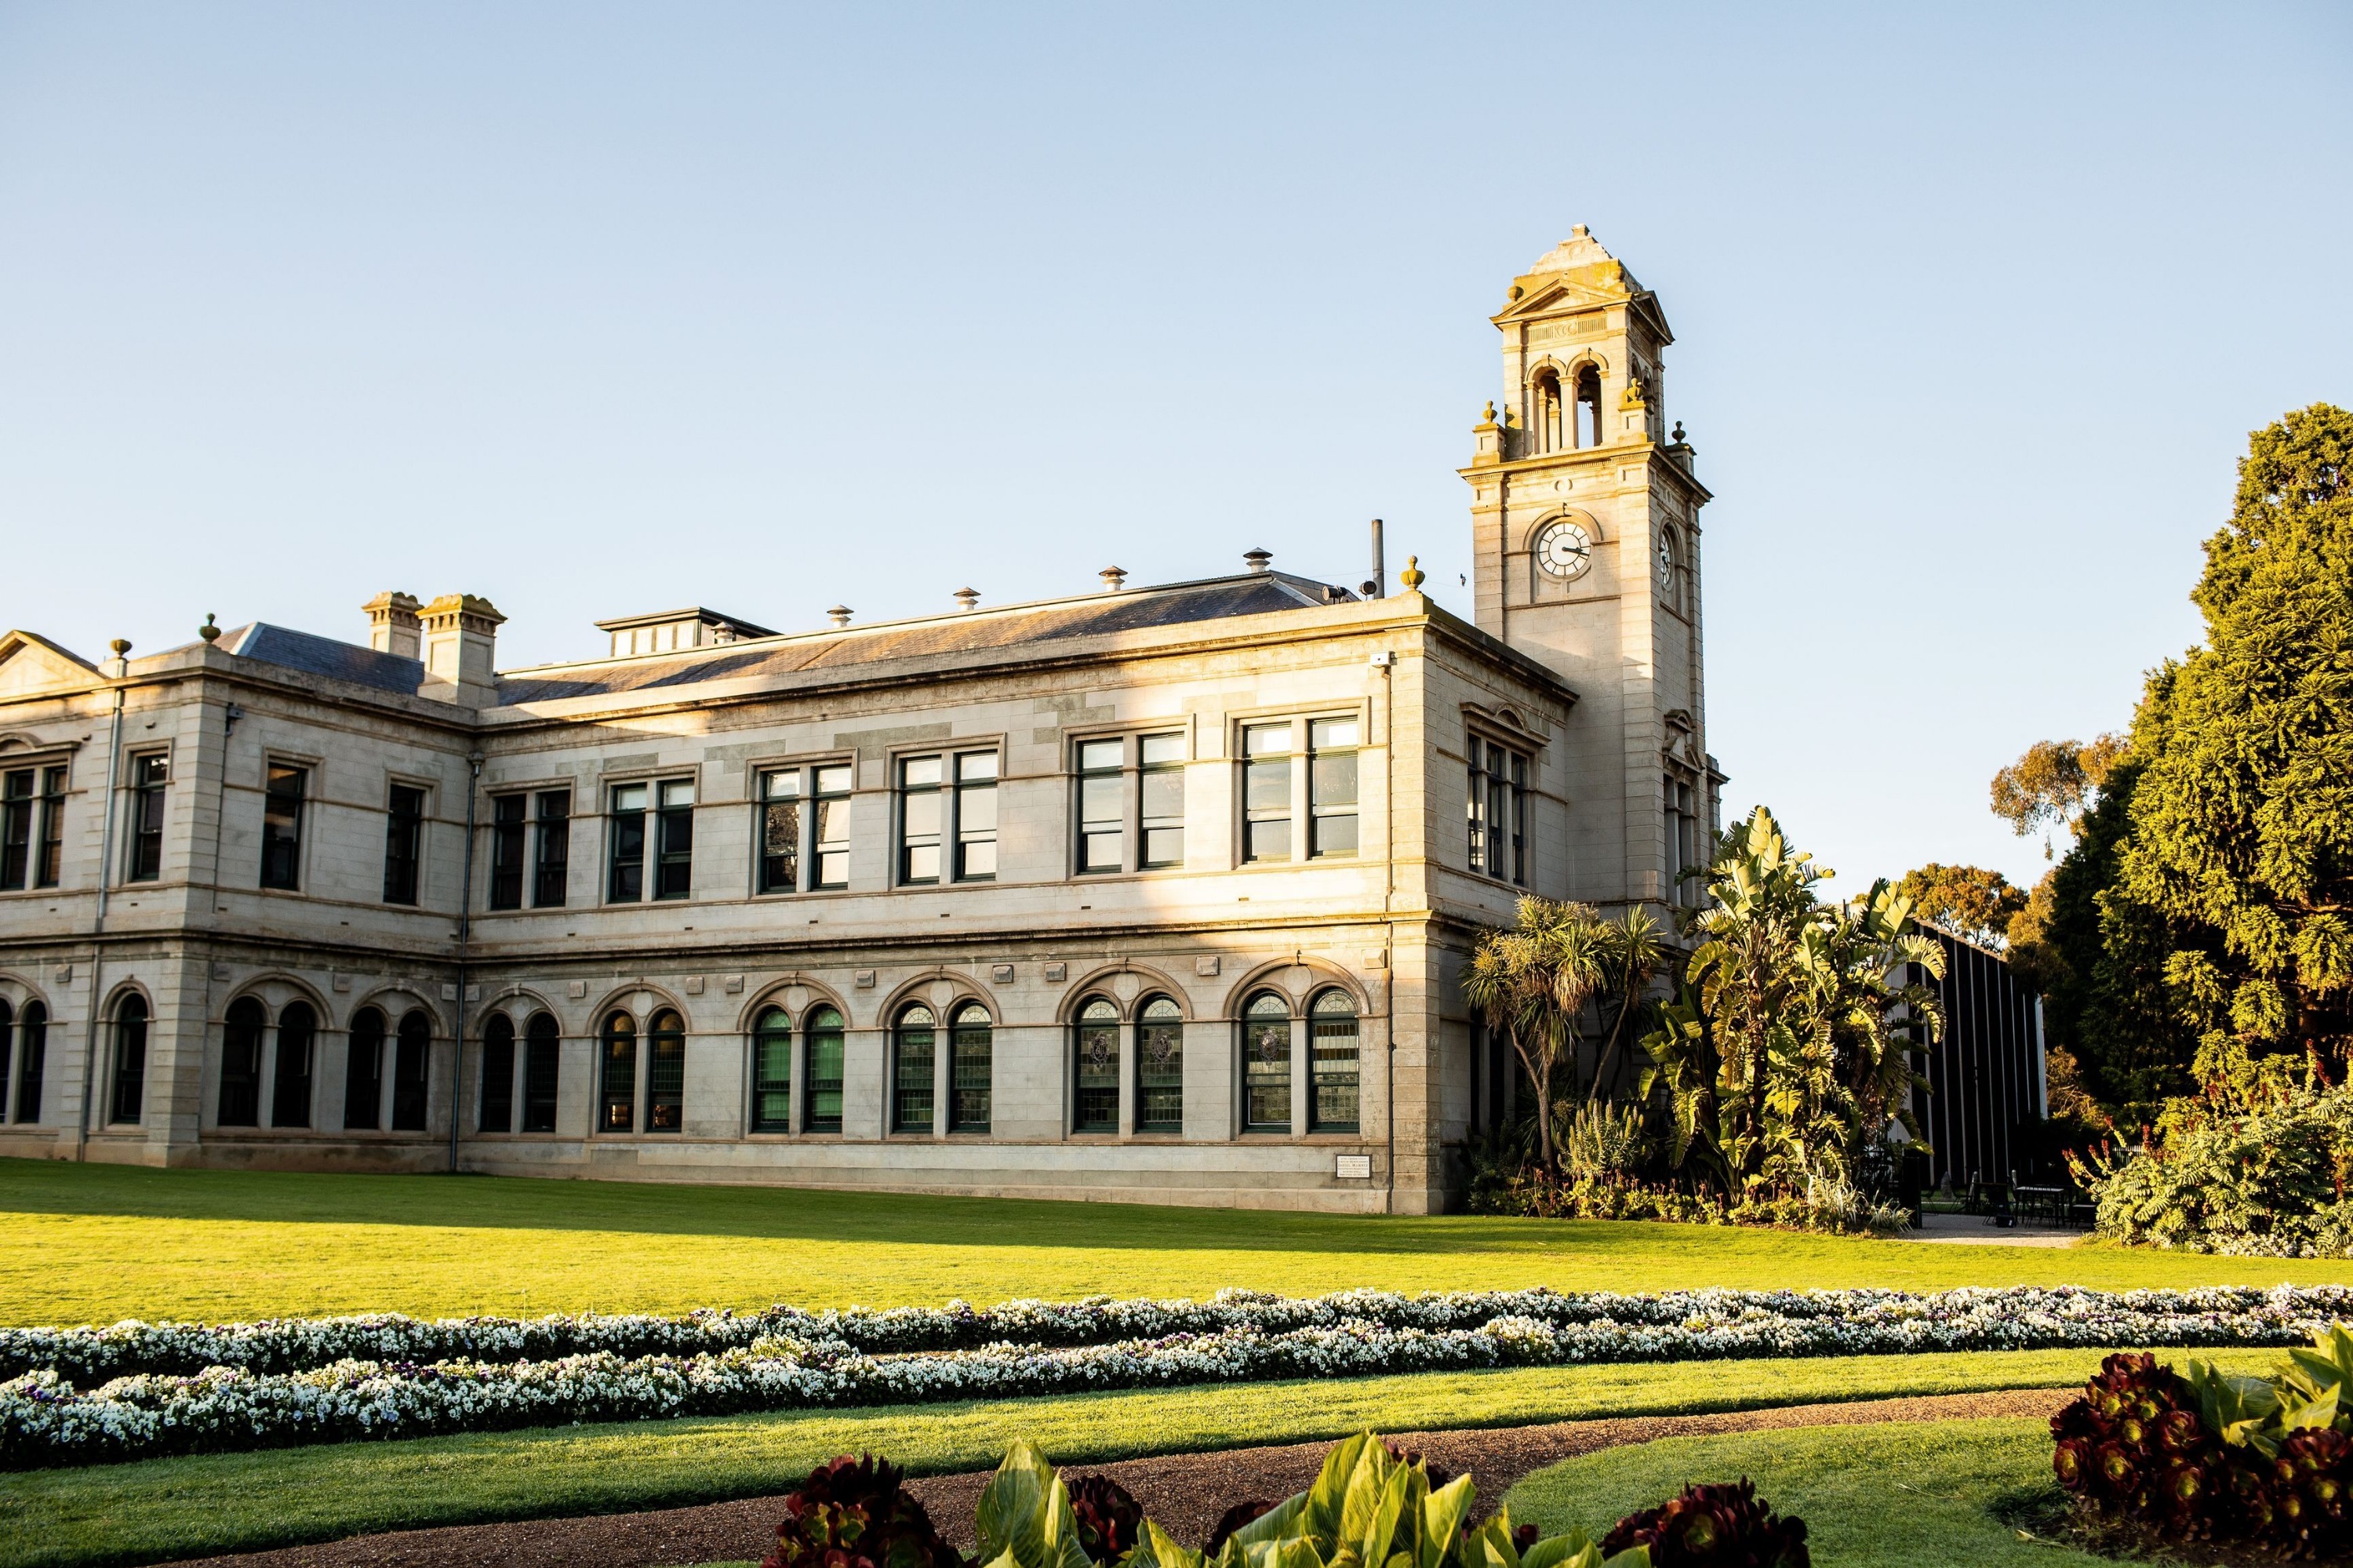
1894 862 2027 949
2117 403 2353 1066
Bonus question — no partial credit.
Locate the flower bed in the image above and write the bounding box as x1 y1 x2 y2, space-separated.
5 1284 2348 1470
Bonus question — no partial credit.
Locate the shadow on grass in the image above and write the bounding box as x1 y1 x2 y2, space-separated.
0 1157 1744 1259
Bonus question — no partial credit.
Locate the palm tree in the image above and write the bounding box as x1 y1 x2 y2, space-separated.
1464 897 1609 1172
1587 905 1670 1102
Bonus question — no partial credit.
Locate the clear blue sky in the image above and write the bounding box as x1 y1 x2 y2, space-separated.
2 3 2346 893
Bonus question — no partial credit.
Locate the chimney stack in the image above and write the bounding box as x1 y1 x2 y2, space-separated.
1369 519 1385 598
363 591 423 659
417 593 504 707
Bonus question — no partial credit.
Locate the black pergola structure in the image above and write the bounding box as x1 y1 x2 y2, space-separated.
1904 927 2049 1191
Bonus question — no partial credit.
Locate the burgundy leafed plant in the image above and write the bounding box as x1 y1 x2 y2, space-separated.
1599 1479 1809 1567
1066 1474 1144 1566
1202 1499 1275 1555
765 1453 965 1568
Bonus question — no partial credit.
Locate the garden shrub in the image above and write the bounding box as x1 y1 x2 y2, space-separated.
2050 1326 2353 1558
1599 1479 1810 1567
764 1453 964 1568
2082 1070 2353 1257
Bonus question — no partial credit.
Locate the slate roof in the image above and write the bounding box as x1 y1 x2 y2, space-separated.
493 573 1351 705
222 624 425 696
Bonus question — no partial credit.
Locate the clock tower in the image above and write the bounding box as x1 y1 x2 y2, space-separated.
1460 227 1718 915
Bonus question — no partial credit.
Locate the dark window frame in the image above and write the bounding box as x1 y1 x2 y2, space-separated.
533 789 570 907
1241 991 1291 1133
646 1009 686 1131
653 782 694 901
893 1004 935 1133
1073 998 1119 1133
599 1011 638 1131
949 1003 991 1133
390 1010 431 1131
480 1013 516 1133
1136 995 1184 1133
489 793 527 910
1242 723 1293 864
383 784 426 905
35 766 66 889
12 999 45 1124
1307 989 1361 1133
1075 738 1125 875
522 1013 562 1132
218 995 265 1127
803 1006 845 1132
109 995 147 1125
260 762 307 891
126 754 167 882
756 770 802 895
0 769 32 890
751 1006 791 1131
344 1006 386 1130
1307 717 1360 860
271 1002 316 1128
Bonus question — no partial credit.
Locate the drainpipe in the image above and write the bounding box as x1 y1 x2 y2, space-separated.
1376 644 1397 1215
76 640 131 1157
447 750 482 1173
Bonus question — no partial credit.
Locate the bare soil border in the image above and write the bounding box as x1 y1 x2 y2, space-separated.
164 1388 2069 1568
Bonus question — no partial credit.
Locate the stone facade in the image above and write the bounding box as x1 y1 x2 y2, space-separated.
0 231 1715 1213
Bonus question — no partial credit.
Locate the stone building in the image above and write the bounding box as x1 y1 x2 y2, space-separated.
0 229 1715 1212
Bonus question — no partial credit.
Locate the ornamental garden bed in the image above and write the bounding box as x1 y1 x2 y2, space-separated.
5 1284 2350 1469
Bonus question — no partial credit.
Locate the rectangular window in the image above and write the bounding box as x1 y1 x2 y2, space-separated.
1140 733 1185 868
1242 723 1293 863
607 783 646 902
600 1024 637 1131
13 1004 44 1124
812 765 853 889
383 784 425 905
533 790 570 907
1308 718 1359 859
0 770 31 890
35 766 65 888
899 755 942 884
758 770 802 893
1666 775 1699 907
260 763 306 890
1468 737 1530 885
127 754 166 882
653 780 694 900
489 794 527 910
1077 739 1124 874
955 751 997 881
390 1025 429 1131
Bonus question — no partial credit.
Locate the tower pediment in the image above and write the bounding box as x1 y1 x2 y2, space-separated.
0 631 103 697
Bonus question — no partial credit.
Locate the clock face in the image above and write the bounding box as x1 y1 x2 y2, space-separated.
1657 533 1676 589
1536 520 1592 580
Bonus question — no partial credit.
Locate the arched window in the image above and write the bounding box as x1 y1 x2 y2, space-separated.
1309 990 1360 1133
1574 364 1603 449
599 1012 637 1132
1242 991 1292 1133
522 1013 561 1133
1531 366 1565 453
1137 996 1184 1133
751 1006 791 1132
391 1010 431 1131
345 1007 386 1130
804 1006 845 1133
109 995 147 1125
13 1000 45 1124
272 1001 316 1129
647 1009 685 1133
951 1004 991 1133
219 997 265 1126
0 1001 11 1120
1074 998 1119 1133
480 1013 516 1133
893 1005 935 1133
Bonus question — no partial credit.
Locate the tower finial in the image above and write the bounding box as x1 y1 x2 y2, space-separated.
1398 555 1426 591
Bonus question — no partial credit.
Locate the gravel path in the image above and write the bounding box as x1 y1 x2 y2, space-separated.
163 1388 2068 1568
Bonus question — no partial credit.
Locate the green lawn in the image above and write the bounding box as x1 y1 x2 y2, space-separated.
4 1159 2346 1325
0 1348 2268 1568
1505 1417 2088 1566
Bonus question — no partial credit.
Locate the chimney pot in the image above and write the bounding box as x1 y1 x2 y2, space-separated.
417 593 504 707
1099 566 1129 591
827 606 853 628
1243 548 1273 573
953 588 980 612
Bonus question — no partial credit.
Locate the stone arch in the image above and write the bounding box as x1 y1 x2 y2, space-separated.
1520 507 1603 556
735 973 853 1034
0 970 50 1013
1053 961 1195 1023
216 971 330 1027
876 968 987 1028
1218 957 1370 1020
480 982 562 1027
348 983 445 1039
584 981 693 1035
